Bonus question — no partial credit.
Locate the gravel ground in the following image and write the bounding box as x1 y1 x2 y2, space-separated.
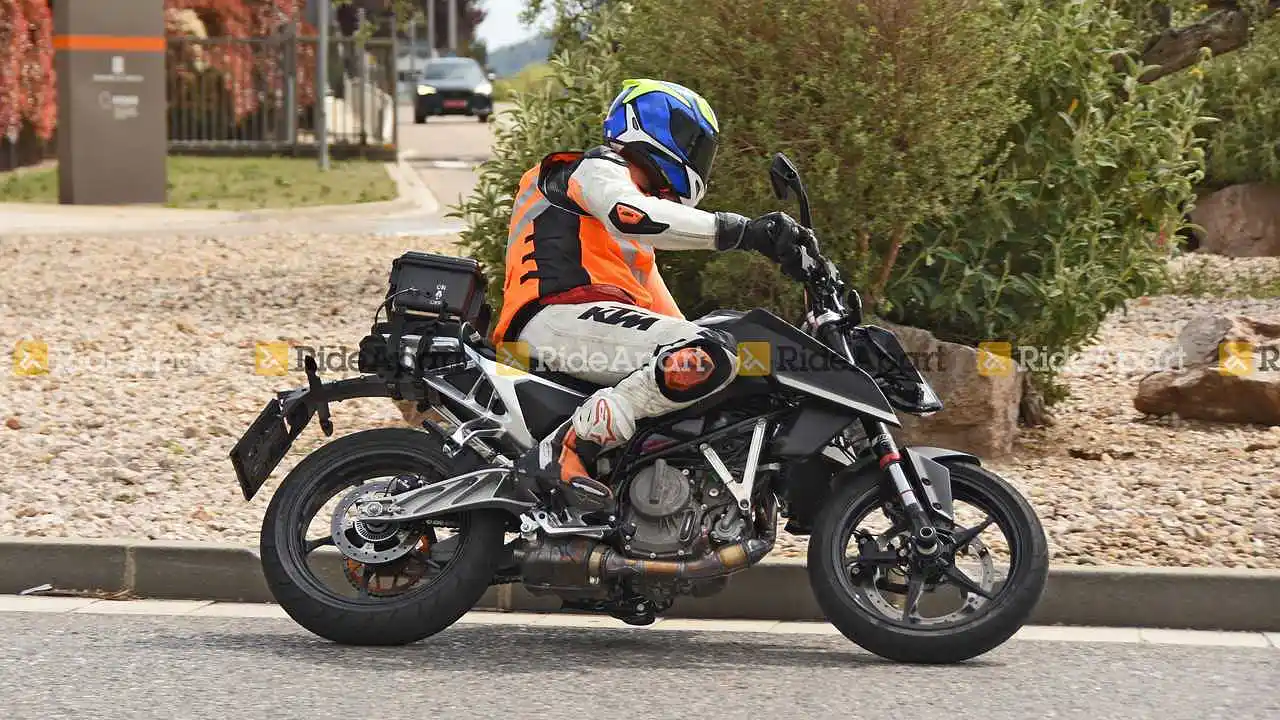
1 234 1277 569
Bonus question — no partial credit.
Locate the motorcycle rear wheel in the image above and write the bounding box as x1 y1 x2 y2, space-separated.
807 460 1048 663
260 427 507 645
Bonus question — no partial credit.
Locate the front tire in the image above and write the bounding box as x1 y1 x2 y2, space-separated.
260 427 506 645
808 461 1048 663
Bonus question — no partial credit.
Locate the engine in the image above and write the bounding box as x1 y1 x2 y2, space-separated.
619 458 744 559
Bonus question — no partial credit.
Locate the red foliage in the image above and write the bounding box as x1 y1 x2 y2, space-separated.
166 1 317 120
0 1 319 142
0 0 56 140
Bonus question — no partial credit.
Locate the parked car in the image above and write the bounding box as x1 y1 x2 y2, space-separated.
413 57 495 124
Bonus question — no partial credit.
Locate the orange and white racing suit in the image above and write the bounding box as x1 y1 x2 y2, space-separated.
495 145 749 492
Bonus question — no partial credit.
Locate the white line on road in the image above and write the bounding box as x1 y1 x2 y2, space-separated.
1 595 1275 648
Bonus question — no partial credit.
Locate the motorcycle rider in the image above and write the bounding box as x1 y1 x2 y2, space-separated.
493 78 815 515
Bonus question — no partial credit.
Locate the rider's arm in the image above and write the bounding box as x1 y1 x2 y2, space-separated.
563 150 746 251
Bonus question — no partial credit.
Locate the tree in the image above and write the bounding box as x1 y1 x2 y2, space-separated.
166 1 317 123
0 0 56 141
333 1 486 49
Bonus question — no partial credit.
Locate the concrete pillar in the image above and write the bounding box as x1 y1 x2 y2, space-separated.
54 0 167 205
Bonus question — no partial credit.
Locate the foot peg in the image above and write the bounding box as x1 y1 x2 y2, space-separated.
520 509 614 539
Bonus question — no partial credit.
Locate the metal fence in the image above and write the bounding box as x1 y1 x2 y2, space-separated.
166 33 398 156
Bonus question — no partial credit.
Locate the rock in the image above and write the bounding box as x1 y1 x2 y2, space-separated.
881 322 1022 458
1135 313 1280 425
190 508 214 522
4 417 20 430
1245 442 1277 452
1190 183 1280 257
111 468 141 484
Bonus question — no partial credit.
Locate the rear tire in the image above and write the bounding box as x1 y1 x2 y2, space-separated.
260 427 506 645
808 461 1048 663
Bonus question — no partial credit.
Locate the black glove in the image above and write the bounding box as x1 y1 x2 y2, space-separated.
715 211 814 281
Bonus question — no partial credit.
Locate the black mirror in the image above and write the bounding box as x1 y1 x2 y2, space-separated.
769 153 800 201
768 152 812 229
487 71 496 81
846 288 864 324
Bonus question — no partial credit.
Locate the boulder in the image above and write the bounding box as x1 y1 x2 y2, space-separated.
1134 314 1280 425
1189 184 1280 257
882 323 1023 459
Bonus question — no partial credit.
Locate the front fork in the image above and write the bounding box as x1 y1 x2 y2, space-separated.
862 419 941 557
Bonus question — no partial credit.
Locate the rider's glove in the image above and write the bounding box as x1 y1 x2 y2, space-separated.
715 211 814 281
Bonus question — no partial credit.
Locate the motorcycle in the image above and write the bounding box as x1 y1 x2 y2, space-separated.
230 152 1048 664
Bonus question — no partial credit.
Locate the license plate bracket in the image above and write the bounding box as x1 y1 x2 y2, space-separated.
229 391 313 501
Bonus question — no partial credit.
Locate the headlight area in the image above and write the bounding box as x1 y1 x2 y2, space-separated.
416 85 437 95
474 82 493 96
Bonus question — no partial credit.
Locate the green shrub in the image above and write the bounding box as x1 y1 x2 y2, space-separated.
619 0 1032 315
891 0 1207 400
1193 18 1280 187
455 0 1208 405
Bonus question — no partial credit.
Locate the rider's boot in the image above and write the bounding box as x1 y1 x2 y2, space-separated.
514 423 615 515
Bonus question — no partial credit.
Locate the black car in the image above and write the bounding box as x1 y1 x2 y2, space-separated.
413 57 495 124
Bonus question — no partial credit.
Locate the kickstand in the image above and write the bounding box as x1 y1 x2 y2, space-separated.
304 356 333 436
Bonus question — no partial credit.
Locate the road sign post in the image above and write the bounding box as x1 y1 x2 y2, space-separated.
53 0 166 204
316 0 330 171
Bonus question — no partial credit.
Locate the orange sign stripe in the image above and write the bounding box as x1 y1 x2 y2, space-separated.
53 35 165 53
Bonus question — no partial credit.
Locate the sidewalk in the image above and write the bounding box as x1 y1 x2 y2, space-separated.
0 157 437 236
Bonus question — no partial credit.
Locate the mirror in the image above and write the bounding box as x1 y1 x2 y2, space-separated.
487 71 497 81
769 152 800 201
846 289 864 324
767 152 813 229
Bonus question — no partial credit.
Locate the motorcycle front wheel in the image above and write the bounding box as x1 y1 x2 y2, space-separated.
807 460 1048 663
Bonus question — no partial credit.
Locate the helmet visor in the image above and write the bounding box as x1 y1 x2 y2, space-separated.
668 110 718 184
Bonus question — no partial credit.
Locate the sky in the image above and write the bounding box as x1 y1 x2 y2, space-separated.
474 0 552 50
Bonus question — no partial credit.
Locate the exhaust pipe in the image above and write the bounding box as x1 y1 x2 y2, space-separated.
515 530 776 588
591 537 773 581
515 496 779 590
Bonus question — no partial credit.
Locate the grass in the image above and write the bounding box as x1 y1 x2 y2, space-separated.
1167 255 1280 298
0 156 398 210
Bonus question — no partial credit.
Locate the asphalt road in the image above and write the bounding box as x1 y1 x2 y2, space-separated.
321 103 505 239
398 101 506 208
2 611 1276 720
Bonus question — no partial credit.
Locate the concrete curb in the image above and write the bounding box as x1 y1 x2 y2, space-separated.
2 537 1276 631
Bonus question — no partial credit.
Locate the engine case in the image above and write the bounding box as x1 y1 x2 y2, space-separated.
619 458 734 559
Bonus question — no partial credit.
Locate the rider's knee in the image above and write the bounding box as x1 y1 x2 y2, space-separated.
653 330 739 403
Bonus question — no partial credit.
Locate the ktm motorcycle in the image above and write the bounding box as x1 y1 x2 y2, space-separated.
230 153 1048 664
